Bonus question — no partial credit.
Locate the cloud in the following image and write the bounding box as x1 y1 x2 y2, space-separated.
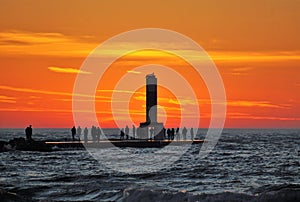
1 30 300 63
127 70 141 74
0 85 104 99
97 89 145 95
29 96 41 99
198 98 290 109
0 30 96 57
0 85 73 97
0 31 69 44
225 67 253 76
0 95 16 103
54 97 127 103
226 100 290 109
209 51 300 62
227 112 300 121
134 96 288 109
167 98 197 105
48 66 91 74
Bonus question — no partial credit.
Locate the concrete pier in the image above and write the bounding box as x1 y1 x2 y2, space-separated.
45 139 204 149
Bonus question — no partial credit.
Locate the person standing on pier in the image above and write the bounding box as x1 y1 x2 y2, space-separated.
125 125 129 140
171 128 175 140
91 126 97 142
120 128 125 140
96 127 101 142
149 127 154 140
136 127 141 139
77 126 82 141
176 127 180 140
176 129 180 141
132 125 136 139
182 127 187 140
84 127 88 143
190 128 194 140
71 126 76 141
167 128 171 140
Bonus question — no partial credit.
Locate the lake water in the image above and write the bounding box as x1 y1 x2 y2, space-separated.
0 128 299 201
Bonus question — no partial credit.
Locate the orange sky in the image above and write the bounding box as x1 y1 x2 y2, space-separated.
0 0 299 128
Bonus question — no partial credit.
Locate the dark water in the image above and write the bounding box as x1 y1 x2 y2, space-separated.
0 128 299 201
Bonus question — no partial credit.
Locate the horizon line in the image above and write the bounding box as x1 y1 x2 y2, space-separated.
0 127 299 130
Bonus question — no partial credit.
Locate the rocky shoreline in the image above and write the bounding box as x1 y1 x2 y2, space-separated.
0 138 52 152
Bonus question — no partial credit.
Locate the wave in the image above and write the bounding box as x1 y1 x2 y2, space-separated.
1 184 299 202
123 184 300 202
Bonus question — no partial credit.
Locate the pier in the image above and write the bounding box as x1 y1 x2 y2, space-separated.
45 139 204 149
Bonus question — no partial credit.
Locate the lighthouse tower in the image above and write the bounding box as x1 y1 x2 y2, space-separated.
139 73 164 140
145 73 157 123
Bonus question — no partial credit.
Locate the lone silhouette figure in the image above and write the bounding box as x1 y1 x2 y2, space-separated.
96 127 101 142
182 127 187 140
125 125 129 140
190 128 194 140
71 126 76 141
84 127 88 143
167 128 171 140
132 125 136 139
171 128 175 140
25 125 33 141
120 129 125 140
77 126 82 141
149 127 154 140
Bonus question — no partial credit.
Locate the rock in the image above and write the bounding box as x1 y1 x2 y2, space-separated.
8 138 52 152
0 140 9 152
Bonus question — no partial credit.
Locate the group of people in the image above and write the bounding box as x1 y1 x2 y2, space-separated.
119 125 195 140
164 127 194 140
25 125 196 143
71 126 102 143
120 125 136 140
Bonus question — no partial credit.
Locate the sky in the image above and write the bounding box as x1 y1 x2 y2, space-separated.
0 0 299 128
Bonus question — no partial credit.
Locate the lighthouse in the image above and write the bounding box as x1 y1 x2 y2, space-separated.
145 73 157 123
139 73 164 140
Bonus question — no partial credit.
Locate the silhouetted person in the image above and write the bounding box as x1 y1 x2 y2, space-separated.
120 128 125 140
149 127 154 140
77 126 82 140
171 128 175 140
71 126 76 141
91 126 97 142
163 127 166 139
176 127 180 141
132 125 136 139
25 125 33 141
84 127 88 143
196 128 201 137
125 125 129 140
96 127 101 142
182 127 187 140
136 127 141 139
29 125 32 140
190 128 194 140
176 130 180 141
25 126 30 141
167 128 171 140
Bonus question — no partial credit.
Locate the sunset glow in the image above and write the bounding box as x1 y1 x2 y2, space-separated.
0 0 299 128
